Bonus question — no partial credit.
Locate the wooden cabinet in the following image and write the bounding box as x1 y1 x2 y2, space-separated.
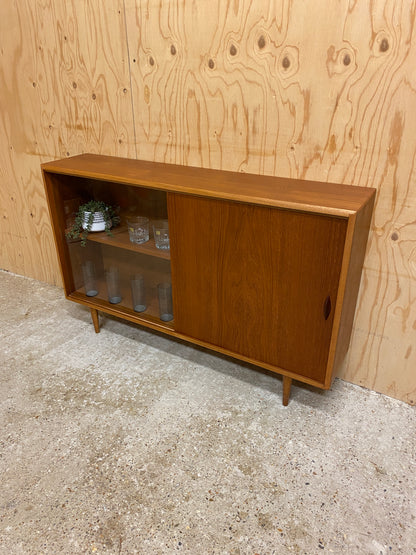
42 154 375 405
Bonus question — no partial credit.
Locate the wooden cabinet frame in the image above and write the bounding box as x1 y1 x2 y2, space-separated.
42 154 375 405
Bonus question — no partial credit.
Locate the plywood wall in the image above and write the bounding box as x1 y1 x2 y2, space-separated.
0 0 415 404
0 0 135 282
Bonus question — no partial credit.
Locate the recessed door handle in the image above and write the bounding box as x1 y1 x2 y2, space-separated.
323 295 332 320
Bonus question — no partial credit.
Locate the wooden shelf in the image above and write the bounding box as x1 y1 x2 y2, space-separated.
87 226 170 260
69 290 175 331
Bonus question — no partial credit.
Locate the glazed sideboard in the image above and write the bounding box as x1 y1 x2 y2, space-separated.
42 154 375 405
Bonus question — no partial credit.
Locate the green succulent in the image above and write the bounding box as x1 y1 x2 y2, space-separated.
65 200 120 247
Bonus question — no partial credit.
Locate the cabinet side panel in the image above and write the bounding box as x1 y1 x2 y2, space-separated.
169 193 347 384
330 193 376 381
42 171 76 294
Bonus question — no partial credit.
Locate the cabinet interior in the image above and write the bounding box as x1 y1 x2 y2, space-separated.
48 172 173 329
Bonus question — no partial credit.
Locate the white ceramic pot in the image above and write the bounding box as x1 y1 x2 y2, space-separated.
82 211 112 232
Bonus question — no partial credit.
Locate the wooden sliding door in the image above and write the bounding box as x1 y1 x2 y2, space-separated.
169 193 348 383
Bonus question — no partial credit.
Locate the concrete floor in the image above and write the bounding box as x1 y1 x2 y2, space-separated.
0 270 415 555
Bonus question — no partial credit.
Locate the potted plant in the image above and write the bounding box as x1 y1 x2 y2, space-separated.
66 200 120 247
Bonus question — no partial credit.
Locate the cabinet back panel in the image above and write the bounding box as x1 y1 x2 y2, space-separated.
170 194 348 383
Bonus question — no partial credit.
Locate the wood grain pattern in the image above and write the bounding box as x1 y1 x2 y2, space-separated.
41 153 374 216
1 0 415 403
169 193 348 384
0 0 135 284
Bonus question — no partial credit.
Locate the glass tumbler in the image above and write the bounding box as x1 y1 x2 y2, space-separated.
127 216 150 244
157 282 173 322
131 274 146 312
106 266 122 304
152 219 170 250
82 260 98 297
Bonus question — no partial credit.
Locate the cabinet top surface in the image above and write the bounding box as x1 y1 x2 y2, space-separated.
42 153 375 216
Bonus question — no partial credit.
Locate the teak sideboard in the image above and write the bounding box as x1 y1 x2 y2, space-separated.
42 154 375 405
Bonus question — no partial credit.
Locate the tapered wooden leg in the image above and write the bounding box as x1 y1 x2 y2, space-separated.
90 308 100 333
282 376 292 406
